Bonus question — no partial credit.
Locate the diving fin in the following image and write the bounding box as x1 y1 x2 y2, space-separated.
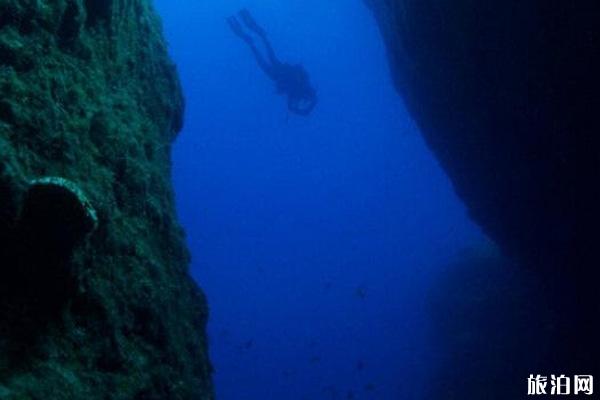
239 8 266 36
227 16 253 43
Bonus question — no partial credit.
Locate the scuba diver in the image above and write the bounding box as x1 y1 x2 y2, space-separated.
227 9 318 116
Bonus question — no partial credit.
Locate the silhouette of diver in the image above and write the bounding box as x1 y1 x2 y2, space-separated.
227 9 318 116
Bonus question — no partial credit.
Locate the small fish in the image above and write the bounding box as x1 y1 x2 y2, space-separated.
322 385 338 399
365 383 376 392
309 355 321 364
238 339 254 350
355 285 367 300
356 359 365 371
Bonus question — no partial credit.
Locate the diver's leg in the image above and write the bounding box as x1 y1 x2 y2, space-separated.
227 16 252 43
247 42 276 79
238 9 281 66
228 16 275 78
239 9 266 36
258 34 280 67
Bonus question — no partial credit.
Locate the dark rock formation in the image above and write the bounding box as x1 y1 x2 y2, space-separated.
365 0 599 272
0 1 213 398
365 1 599 396
427 248 554 399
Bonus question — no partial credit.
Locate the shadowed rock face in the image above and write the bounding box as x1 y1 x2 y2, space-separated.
0 1 213 398
365 0 599 272
366 0 600 395
427 249 553 399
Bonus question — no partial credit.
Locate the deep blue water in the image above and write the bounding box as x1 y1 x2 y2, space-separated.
154 0 488 398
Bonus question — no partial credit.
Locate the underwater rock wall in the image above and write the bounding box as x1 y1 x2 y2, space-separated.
364 0 599 272
0 0 213 398
366 1 600 395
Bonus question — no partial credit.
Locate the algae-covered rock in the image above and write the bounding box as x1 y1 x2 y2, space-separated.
0 0 213 398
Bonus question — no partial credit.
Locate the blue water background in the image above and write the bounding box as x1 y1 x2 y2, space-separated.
154 0 488 398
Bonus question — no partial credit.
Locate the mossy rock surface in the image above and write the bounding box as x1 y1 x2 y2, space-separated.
0 0 213 398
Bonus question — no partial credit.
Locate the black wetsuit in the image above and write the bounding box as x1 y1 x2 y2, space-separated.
228 9 318 116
